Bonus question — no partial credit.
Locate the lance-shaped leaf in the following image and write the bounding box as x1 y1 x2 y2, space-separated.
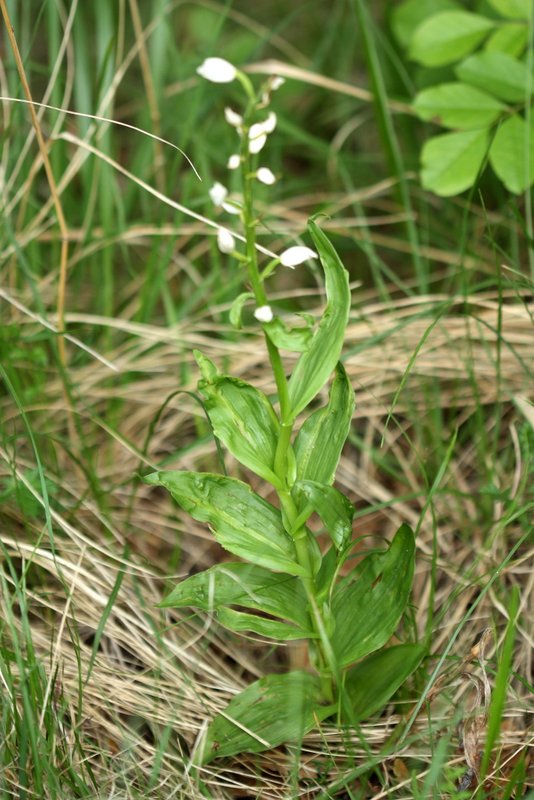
293 480 354 550
421 128 488 196
197 370 281 485
413 83 504 129
331 524 415 668
343 643 425 720
201 671 331 762
287 221 350 420
294 363 354 486
146 472 306 576
489 114 534 194
409 12 494 67
217 608 312 640
159 562 313 640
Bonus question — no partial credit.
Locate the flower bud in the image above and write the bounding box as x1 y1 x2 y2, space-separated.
197 57 236 84
254 305 274 323
279 246 318 268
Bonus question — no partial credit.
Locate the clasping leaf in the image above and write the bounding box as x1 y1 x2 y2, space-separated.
331 523 416 667
287 221 350 420
293 480 354 550
195 352 281 485
294 362 355 485
146 471 307 576
201 671 332 762
159 561 314 640
343 642 425 720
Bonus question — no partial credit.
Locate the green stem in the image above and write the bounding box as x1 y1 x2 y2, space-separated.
238 99 335 703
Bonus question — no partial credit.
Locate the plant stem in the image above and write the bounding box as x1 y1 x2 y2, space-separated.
238 99 335 702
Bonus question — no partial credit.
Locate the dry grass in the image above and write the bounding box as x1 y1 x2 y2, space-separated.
0 2 532 794
1 275 532 797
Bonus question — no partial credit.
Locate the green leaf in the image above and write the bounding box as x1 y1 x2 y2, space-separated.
146 471 306 576
420 128 488 196
201 671 329 762
217 607 311 640
484 23 528 57
316 545 339 602
409 12 495 67
287 221 351 420
487 0 532 20
331 524 415 668
293 480 354 550
390 0 460 49
294 363 354 485
197 372 281 484
194 350 218 382
413 83 504 129
264 316 314 352
159 561 312 635
229 291 254 329
456 52 530 102
490 114 534 193
343 643 425 720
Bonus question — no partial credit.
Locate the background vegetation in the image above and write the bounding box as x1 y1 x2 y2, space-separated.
0 0 532 797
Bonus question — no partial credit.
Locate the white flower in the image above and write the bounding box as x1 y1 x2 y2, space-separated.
248 132 267 154
209 182 228 207
248 112 277 154
224 107 243 127
217 228 235 253
262 112 277 133
197 57 236 84
222 199 243 215
279 246 318 268
256 167 276 185
254 305 274 323
227 154 240 170
260 80 285 106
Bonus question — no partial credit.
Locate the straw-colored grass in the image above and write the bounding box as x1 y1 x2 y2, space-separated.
0 1 532 796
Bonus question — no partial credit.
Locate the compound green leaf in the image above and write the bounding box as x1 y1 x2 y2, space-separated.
490 114 534 193
413 83 504 129
484 23 528 56
202 671 329 762
331 524 415 668
197 372 280 485
390 0 460 48
287 221 350 421
456 52 529 102
293 480 354 550
159 561 310 633
409 11 495 67
146 472 306 576
420 128 488 196
294 363 354 486
487 0 532 19
343 643 426 720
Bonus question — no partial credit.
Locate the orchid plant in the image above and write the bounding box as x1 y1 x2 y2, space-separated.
146 57 423 764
